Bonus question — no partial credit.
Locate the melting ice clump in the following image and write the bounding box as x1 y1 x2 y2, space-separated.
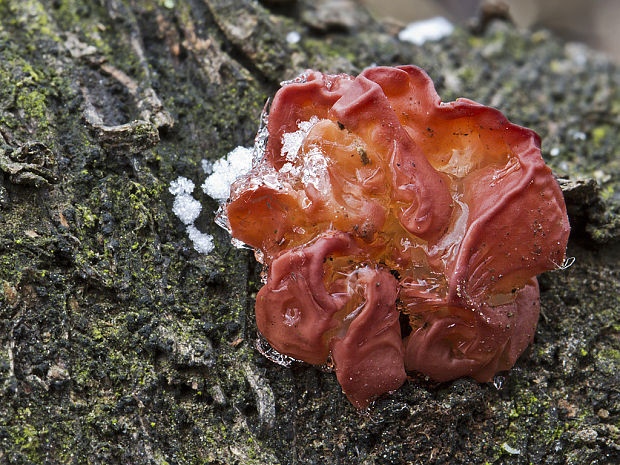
169 145 255 254
170 116 326 255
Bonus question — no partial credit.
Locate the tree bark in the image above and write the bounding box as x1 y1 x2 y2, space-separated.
0 1 618 464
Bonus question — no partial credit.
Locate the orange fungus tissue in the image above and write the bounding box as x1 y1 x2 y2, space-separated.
220 65 570 408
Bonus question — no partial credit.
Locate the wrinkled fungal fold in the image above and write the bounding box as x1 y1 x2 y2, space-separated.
223 65 570 408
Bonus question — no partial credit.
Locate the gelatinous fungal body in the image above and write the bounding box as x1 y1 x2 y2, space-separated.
223 65 570 408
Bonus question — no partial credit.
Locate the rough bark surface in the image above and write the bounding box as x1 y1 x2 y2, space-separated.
0 1 618 464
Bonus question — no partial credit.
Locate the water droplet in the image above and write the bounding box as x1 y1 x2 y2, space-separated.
284 307 301 326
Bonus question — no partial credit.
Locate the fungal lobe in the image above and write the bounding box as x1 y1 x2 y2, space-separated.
226 65 569 408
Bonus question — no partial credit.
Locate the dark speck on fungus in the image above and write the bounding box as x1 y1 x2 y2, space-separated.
221 65 570 409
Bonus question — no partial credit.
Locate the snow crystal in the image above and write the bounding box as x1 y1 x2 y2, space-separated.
201 159 213 175
170 176 201 225
202 146 254 201
398 17 454 46
169 176 195 196
186 224 215 254
169 176 215 255
279 162 301 177
298 118 319 133
172 193 202 225
281 116 319 161
286 31 301 44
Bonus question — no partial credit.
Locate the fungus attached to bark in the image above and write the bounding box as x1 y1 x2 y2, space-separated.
222 65 570 408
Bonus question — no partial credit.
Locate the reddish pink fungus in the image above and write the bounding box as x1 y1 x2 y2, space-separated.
224 65 570 408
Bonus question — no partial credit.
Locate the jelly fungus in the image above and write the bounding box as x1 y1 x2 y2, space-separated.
220 66 570 408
